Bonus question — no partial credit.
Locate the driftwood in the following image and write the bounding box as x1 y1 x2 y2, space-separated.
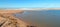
0 10 36 27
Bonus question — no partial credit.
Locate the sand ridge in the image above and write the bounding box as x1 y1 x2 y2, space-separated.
0 10 32 27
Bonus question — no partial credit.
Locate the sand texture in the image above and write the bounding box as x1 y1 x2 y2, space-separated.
0 10 33 27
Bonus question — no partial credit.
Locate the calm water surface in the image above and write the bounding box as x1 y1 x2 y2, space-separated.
15 10 60 27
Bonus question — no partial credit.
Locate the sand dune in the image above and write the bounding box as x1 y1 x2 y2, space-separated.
0 10 36 27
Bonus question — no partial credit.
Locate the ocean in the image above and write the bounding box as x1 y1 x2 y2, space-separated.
14 10 60 27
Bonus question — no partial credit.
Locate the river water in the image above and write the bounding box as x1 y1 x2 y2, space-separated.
14 10 60 27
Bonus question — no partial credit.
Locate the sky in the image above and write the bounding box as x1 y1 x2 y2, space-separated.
0 0 60 8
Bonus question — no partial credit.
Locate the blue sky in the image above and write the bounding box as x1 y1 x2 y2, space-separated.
0 0 60 8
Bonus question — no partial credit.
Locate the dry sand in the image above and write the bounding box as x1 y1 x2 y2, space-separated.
0 10 35 27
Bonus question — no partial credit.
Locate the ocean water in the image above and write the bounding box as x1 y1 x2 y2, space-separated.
14 10 60 27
